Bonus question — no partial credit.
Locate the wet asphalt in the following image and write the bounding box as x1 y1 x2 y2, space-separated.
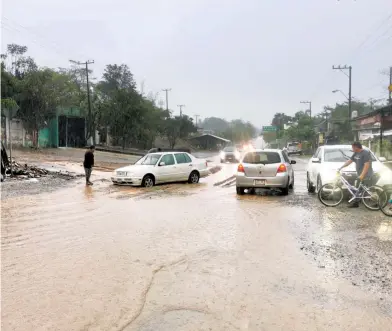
1 150 391 330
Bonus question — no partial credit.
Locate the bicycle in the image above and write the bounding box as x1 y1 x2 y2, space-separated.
318 171 386 210
379 188 392 217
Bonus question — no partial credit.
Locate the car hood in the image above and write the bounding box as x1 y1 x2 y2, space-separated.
320 161 383 173
114 164 154 175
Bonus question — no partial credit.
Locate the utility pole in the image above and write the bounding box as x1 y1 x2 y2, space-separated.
194 114 200 128
162 88 171 111
70 59 94 144
300 101 312 118
332 65 352 120
177 104 185 117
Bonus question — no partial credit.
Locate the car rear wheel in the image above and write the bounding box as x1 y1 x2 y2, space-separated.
281 178 290 196
236 187 245 195
307 173 315 193
289 176 294 189
142 175 155 188
188 171 200 184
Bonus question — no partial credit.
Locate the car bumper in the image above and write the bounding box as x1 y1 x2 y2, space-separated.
200 169 210 178
111 176 142 186
221 154 238 162
236 173 289 188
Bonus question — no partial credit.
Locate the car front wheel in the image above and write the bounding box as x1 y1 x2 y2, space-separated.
188 171 200 184
142 175 155 188
307 173 315 193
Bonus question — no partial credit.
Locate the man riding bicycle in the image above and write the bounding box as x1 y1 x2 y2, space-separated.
338 141 377 208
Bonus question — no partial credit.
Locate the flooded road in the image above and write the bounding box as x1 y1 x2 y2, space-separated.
1 155 391 330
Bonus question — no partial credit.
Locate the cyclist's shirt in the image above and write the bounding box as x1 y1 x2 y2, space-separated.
350 149 373 178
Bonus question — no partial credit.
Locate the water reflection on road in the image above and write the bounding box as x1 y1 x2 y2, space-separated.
1 158 391 331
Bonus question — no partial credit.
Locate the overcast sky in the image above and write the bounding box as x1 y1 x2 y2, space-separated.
1 0 391 126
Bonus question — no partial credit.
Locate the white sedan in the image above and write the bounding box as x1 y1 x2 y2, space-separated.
111 152 209 187
306 144 391 192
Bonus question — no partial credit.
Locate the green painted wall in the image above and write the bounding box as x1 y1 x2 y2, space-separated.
23 107 84 148
38 128 50 147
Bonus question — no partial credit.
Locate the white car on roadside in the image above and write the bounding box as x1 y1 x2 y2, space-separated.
306 145 390 192
111 152 209 187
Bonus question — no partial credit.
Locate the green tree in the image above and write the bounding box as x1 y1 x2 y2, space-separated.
17 68 77 146
222 120 256 143
165 115 197 149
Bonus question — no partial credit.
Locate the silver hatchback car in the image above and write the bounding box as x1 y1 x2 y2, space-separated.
235 149 296 195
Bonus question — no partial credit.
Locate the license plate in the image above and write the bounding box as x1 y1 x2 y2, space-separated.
117 171 126 176
254 179 265 185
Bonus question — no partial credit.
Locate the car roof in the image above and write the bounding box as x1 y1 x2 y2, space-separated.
148 151 189 155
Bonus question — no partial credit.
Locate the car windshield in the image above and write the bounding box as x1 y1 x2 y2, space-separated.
224 147 235 152
137 153 162 165
288 143 299 147
243 152 281 164
324 148 376 162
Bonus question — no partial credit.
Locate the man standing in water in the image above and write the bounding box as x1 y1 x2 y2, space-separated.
83 145 95 185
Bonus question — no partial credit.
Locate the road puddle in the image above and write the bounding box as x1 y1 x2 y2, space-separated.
2 178 391 330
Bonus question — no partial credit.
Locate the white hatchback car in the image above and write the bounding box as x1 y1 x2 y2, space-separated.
111 152 209 187
306 145 390 192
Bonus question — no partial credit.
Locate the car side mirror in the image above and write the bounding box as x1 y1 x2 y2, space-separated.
379 157 387 162
311 157 321 163
290 160 296 164
159 161 165 166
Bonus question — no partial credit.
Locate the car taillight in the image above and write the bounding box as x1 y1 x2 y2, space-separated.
238 164 245 173
277 164 287 173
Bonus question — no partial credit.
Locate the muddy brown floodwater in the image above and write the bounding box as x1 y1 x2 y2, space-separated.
1 157 392 331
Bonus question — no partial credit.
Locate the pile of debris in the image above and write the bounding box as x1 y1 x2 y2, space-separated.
5 160 49 179
1 159 82 182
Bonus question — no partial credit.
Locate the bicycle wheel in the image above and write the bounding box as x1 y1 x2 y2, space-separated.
380 190 392 217
318 183 344 207
361 185 386 211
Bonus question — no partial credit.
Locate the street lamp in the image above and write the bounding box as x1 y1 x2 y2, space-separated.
332 89 349 101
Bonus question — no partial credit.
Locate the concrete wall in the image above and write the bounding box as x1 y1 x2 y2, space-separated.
1 117 29 147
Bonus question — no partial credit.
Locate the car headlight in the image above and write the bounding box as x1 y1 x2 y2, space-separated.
322 170 340 182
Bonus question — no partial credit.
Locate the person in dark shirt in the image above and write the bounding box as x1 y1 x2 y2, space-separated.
339 141 375 208
83 145 95 185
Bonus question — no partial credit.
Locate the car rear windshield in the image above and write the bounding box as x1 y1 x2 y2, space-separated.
324 148 377 162
243 152 281 164
224 147 234 152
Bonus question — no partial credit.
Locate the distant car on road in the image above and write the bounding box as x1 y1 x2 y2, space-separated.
306 145 390 193
236 149 296 195
287 142 303 156
220 146 241 163
111 152 209 187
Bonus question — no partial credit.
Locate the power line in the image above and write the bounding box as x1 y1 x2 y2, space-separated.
1 16 90 63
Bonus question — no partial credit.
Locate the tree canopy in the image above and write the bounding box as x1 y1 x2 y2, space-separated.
1 43 196 149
